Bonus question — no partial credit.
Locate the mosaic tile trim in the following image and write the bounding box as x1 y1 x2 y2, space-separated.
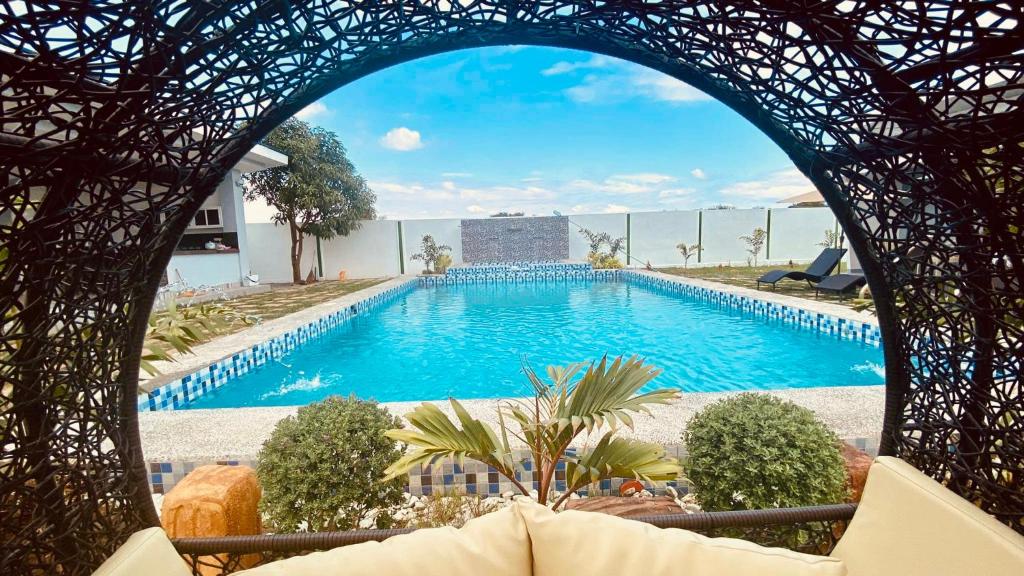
137 280 419 412
147 437 880 496
446 262 592 276
420 269 619 285
621 270 883 347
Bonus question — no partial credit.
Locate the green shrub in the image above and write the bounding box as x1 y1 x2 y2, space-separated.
257 395 405 532
588 251 623 270
683 393 848 511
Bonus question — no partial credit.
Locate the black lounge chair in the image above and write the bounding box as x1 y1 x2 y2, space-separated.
813 273 866 300
756 248 847 290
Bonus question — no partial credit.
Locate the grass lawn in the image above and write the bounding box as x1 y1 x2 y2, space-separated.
657 263 865 309
146 278 387 355
226 278 387 322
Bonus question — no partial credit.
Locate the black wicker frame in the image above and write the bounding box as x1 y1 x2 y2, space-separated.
1 2 1021 574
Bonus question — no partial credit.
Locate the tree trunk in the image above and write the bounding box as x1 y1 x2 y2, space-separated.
289 220 304 285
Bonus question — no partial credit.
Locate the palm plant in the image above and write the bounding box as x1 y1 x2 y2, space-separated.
384 355 682 509
739 227 768 267
676 242 702 268
142 296 258 375
411 234 452 274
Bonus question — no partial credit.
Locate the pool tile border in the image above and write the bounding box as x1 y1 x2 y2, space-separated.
146 436 879 496
621 270 882 347
137 279 418 412
140 266 880 412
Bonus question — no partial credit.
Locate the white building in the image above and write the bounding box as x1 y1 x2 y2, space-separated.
163 144 287 291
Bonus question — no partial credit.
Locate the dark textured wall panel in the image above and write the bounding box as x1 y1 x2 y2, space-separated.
461 216 569 263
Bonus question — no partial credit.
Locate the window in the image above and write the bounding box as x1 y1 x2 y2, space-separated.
189 207 222 229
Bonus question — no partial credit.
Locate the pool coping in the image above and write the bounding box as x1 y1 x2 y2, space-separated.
140 385 885 495
137 276 419 411
138 268 882 412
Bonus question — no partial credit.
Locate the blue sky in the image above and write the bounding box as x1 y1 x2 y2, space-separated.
253 46 813 221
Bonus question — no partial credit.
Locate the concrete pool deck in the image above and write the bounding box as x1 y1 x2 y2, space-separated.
139 268 885 464
140 275 417 393
139 385 885 462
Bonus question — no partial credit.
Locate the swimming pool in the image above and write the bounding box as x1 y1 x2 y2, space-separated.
182 278 885 409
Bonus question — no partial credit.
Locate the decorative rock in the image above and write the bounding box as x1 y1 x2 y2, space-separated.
840 442 873 502
161 465 262 575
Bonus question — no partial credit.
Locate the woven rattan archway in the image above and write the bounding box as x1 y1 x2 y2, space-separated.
2 2 1022 573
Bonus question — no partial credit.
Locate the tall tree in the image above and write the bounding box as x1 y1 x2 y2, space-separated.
244 118 376 284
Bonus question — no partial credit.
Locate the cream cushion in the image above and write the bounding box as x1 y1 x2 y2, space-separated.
92 527 191 576
519 500 846 576
831 456 1024 576
235 504 532 575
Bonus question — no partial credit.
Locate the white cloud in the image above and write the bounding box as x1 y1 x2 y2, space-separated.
690 168 707 180
718 168 814 201
466 205 489 214
521 176 544 183
563 64 711 105
603 204 629 214
568 173 676 195
294 101 330 120
541 55 611 76
658 188 697 207
441 172 472 178
614 173 675 185
629 70 711 103
658 188 695 199
380 127 424 151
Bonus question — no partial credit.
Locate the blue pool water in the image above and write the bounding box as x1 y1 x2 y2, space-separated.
185 280 885 409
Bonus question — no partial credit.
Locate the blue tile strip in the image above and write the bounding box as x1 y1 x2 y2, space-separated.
140 265 880 412
621 270 882 347
137 279 418 412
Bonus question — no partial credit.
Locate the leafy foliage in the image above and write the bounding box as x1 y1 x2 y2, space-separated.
434 253 453 274
244 118 376 284
257 396 405 532
142 297 258 376
739 227 768 267
675 242 703 268
411 234 453 274
385 355 682 509
684 393 848 511
818 229 844 249
580 228 626 269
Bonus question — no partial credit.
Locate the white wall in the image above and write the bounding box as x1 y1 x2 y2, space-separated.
243 208 854 279
319 220 401 279
401 218 463 274
767 207 837 264
567 213 627 261
700 208 768 265
629 210 700 267
167 252 242 288
246 222 317 283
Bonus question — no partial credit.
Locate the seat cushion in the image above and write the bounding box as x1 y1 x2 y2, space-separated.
92 527 192 576
830 456 1024 576
236 505 531 576
519 500 846 576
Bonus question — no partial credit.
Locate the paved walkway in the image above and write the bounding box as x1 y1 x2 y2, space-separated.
139 384 885 462
138 271 886 462
140 276 412 392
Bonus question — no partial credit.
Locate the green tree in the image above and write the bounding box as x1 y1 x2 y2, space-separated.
244 118 376 284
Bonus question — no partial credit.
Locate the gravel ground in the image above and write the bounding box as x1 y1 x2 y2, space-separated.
139 385 885 462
